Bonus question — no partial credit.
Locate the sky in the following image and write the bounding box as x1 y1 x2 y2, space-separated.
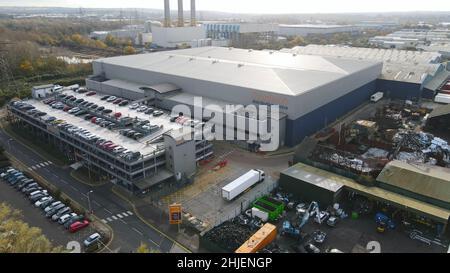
0 0 449 14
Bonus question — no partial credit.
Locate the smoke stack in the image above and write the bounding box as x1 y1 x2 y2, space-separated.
178 0 184 27
190 0 196 26
164 0 171 27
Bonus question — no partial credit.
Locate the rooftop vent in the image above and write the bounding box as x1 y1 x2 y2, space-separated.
238 63 244 68
212 59 219 64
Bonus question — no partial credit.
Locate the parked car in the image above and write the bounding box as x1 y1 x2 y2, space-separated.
102 109 113 114
86 91 96 96
118 100 129 106
106 96 117 102
83 233 102 247
114 112 122 118
58 213 77 225
64 215 84 229
100 95 110 101
44 201 63 212
45 204 66 218
52 207 72 221
129 103 139 110
69 220 89 233
137 106 148 112
113 98 123 104
97 106 105 112
34 196 53 208
30 193 49 202
153 110 164 117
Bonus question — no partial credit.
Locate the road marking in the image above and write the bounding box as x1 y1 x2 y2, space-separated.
48 161 53 164
119 219 127 225
132 227 143 236
106 217 112 222
126 211 133 216
28 167 32 171
112 216 118 220
93 201 101 206
148 238 159 247
101 219 108 224
31 166 37 170
104 208 113 214
117 214 123 218
120 212 129 217
39 163 46 167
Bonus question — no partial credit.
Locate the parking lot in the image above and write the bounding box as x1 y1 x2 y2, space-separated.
0 167 103 252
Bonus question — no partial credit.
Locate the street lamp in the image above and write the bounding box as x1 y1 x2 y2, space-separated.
87 190 94 214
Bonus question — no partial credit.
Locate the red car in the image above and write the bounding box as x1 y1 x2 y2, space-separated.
69 220 89 233
90 117 97 123
86 91 96 96
63 106 72 112
113 99 123 104
114 112 122 118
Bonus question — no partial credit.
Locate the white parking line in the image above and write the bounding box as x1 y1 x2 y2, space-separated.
31 166 37 170
106 217 112 222
117 214 123 218
93 201 101 206
101 219 108 224
126 211 133 216
132 227 143 236
112 216 118 220
119 219 127 225
39 163 46 167
120 213 129 218
48 161 53 164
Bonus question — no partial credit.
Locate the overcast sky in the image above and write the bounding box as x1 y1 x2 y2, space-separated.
1 0 449 14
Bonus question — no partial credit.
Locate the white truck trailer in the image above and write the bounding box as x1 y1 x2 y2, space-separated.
222 169 265 201
370 92 384 102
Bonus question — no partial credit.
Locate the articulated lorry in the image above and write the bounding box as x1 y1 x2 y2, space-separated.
222 169 265 201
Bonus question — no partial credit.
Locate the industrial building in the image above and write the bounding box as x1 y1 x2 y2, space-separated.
86 46 382 147
280 162 450 232
369 29 450 56
7 89 213 194
278 24 360 37
151 0 207 48
203 22 279 48
283 44 450 100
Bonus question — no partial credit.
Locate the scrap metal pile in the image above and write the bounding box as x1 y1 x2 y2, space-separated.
392 130 450 166
203 221 253 252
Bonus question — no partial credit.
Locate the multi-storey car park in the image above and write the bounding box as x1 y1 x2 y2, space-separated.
7 89 213 194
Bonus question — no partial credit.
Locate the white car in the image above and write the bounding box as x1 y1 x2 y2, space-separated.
34 196 52 207
129 103 139 110
84 233 102 247
44 201 62 213
106 96 117 102
58 213 77 225
137 106 148 112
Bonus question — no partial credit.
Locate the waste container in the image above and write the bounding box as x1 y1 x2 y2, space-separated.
351 212 359 220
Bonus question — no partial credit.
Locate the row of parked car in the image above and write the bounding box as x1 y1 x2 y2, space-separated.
129 103 164 117
1 166 103 248
100 95 129 107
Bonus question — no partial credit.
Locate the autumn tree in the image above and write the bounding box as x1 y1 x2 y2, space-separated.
0 203 62 253
104 34 117 47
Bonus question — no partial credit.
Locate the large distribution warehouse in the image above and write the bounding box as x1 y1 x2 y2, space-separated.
87 46 383 147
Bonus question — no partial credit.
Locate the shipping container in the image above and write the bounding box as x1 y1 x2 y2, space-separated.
235 223 277 253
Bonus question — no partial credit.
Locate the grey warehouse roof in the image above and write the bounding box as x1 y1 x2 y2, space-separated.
283 45 443 84
93 47 382 97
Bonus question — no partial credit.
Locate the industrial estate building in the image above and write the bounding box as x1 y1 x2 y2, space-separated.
280 162 450 231
283 45 450 100
278 24 360 37
86 46 383 147
203 22 279 48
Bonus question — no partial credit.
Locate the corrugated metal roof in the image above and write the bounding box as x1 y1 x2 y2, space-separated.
94 47 381 97
283 45 443 84
282 164 345 192
293 163 450 223
428 104 450 119
377 160 450 204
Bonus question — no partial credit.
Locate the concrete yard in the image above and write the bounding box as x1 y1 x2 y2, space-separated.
159 141 290 231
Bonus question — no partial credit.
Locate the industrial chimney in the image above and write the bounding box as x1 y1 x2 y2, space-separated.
190 0 196 26
164 0 171 27
177 0 184 27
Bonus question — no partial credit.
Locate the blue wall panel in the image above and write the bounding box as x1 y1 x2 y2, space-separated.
376 79 422 100
285 80 377 147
